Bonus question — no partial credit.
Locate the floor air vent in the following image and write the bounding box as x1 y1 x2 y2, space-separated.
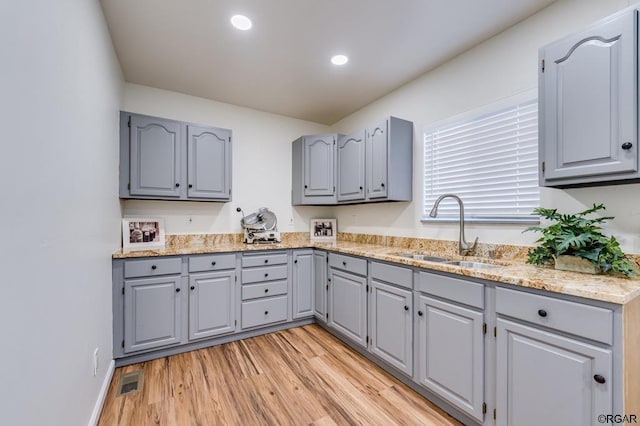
117 370 143 396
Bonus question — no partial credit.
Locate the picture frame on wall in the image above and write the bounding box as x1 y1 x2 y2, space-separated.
122 217 166 252
310 218 337 243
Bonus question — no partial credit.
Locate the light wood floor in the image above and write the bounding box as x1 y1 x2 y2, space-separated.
99 324 461 425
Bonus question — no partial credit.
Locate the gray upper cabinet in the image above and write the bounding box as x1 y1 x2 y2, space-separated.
187 125 231 200
496 318 612 426
313 250 327 322
365 116 413 202
292 250 314 319
123 275 182 353
188 270 235 341
129 115 182 198
292 134 338 205
292 117 412 205
337 130 366 202
540 9 639 187
120 112 232 201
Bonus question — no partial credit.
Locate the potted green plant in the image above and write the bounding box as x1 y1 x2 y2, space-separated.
524 203 636 277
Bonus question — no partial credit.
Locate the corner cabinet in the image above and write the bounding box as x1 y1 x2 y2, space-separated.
292 116 413 205
313 250 328 322
291 134 338 205
539 8 639 187
292 250 314 319
120 112 232 201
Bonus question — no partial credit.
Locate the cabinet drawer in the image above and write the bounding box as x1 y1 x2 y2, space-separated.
417 271 484 309
241 296 288 329
329 253 367 276
495 286 613 345
124 257 182 278
241 252 288 267
371 261 412 289
242 280 288 300
242 265 288 284
188 253 236 272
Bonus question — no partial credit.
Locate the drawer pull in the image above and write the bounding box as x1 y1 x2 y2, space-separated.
418 310 423 317
211 261 216 266
404 305 409 311
264 273 269 278
264 259 269 264
343 261 347 266
537 309 548 318
175 288 181 293
151 265 157 270
264 310 269 315
264 289 269 293
593 374 606 384
190 286 195 290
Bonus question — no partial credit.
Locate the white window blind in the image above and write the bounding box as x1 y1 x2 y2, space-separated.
423 98 540 223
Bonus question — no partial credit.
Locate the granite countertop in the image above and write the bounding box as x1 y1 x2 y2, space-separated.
113 234 640 305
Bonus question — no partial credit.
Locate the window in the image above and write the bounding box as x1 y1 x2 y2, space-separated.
423 98 539 223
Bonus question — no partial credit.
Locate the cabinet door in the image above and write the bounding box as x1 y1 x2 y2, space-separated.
328 269 367 347
496 318 612 426
187 125 231 200
292 250 314 319
129 115 182 197
313 251 327 321
541 10 637 183
304 135 335 196
188 271 235 340
416 294 484 422
337 131 365 202
124 275 182 353
366 120 388 199
370 280 412 375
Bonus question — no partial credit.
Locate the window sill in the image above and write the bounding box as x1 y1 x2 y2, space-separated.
421 217 540 225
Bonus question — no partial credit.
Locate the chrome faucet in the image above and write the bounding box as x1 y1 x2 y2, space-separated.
429 194 478 256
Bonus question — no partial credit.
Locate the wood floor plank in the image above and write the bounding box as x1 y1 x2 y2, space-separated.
99 324 461 426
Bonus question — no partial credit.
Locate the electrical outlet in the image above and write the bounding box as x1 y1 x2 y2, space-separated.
186 216 193 225
93 348 99 376
288 216 294 226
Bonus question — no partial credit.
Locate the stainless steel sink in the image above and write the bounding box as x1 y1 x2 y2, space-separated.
393 253 450 262
443 260 500 269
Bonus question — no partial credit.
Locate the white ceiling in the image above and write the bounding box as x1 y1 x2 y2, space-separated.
100 0 557 125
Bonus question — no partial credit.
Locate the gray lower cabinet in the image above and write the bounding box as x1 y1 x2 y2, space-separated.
120 111 232 201
414 271 485 422
291 134 338 205
241 252 290 329
496 318 612 426
369 280 412 375
539 8 639 187
292 250 314 319
188 270 235 340
328 254 368 347
495 286 613 426
123 275 182 353
313 250 328 322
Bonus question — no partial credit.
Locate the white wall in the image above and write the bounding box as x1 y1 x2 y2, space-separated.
330 0 640 253
122 83 333 234
0 1 123 425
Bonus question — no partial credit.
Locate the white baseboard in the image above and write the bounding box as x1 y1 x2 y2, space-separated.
88 359 115 426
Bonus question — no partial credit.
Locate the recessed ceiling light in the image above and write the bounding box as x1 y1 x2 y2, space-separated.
231 15 252 31
331 55 349 66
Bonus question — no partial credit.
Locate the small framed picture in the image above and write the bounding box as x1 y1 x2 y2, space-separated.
122 218 166 252
310 218 337 243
